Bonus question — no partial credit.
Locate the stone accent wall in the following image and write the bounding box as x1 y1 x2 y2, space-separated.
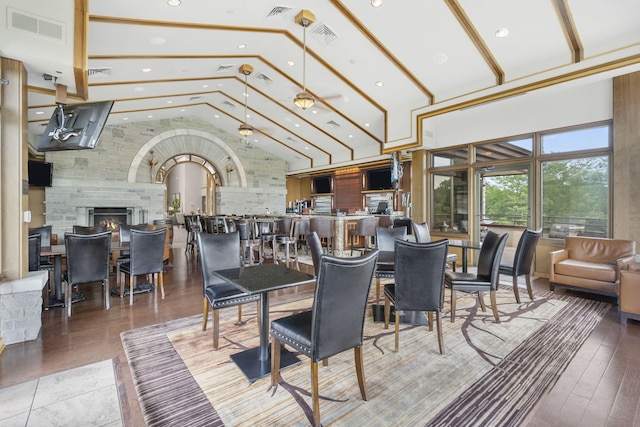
0 271 48 345
43 117 287 235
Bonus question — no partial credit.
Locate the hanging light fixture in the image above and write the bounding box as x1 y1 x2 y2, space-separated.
238 64 255 137
293 10 315 110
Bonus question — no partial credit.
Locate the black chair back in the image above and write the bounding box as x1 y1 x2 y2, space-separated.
476 231 509 288
512 228 542 275
129 228 167 276
72 225 107 234
412 222 432 243
306 231 324 277
236 221 252 241
394 239 448 312
356 216 379 236
375 226 406 251
29 225 52 247
65 231 112 285
28 233 41 271
197 231 241 293
312 250 379 361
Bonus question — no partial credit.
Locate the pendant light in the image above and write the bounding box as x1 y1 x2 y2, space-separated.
238 64 254 137
293 10 315 110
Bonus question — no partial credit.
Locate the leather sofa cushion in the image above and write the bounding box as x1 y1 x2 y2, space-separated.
566 236 635 264
555 259 616 282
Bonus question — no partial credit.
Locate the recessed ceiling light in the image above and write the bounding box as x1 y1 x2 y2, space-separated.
35 111 44 115
254 139 258 143
167 100 173 104
148 115 153 118
304 146 309 150
202 84 209 88
214 114 220 118
134 87 145 92
495 28 509 38
433 53 448 65
312 110 318 114
123 117 129 121
294 123 300 127
180 109 186 112
142 68 151 73
364 122 370 127
375 81 384 87
288 60 295 66
348 134 354 138
167 0 181 6
238 43 247 49
246 114 250 118
150 37 166 45
371 0 382 7
218 83 224 87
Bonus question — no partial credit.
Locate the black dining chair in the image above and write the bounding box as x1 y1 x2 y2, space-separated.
445 231 508 323
306 231 324 278
270 250 379 427
383 239 449 353
413 221 458 271
72 225 108 234
64 231 112 317
28 225 56 300
28 233 42 272
374 225 407 304
499 228 542 303
119 228 167 305
115 224 149 289
197 231 260 349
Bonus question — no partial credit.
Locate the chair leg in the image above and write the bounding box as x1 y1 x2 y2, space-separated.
451 261 456 272
435 311 444 355
67 282 72 317
525 274 534 300
478 291 487 312
394 309 400 352
354 345 367 401
271 338 281 386
311 361 321 427
213 309 220 350
376 278 381 305
237 304 243 323
159 272 165 299
129 276 135 306
104 279 110 311
120 271 125 298
490 290 501 323
202 298 209 331
450 289 457 322
512 276 521 303
384 296 391 329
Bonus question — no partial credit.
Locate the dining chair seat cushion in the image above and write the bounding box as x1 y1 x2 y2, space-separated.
446 253 458 263
270 311 313 354
444 271 491 290
205 283 259 308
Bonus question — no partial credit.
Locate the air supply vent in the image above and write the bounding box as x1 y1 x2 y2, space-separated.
266 6 293 18
312 23 338 46
9 8 65 41
189 96 202 101
254 72 273 85
326 120 341 128
88 67 112 77
223 100 236 108
216 64 235 72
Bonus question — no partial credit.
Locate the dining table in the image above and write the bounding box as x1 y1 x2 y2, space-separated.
448 239 483 273
212 263 315 383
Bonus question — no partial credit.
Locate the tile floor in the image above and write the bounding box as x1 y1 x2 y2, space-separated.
0 359 122 426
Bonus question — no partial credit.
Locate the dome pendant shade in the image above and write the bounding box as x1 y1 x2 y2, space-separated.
238 123 254 136
294 10 315 110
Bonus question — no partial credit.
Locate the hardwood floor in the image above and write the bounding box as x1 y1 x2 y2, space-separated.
1 237 639 426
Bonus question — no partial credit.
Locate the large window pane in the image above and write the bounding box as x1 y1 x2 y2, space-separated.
542 157 609 239
541 125 610 154
432 170 468 232
481 166 529 226
433 148 468 167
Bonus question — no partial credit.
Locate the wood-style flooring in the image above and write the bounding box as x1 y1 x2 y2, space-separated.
1 233 639 426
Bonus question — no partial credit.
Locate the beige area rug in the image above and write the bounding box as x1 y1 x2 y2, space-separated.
121 285 609 427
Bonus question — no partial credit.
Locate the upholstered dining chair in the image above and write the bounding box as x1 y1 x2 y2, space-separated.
197 231 260 349
28 233 42 272
374 225 407 304
306 231 324 278
310 217 334 255
499 228 542 303
383 239 449 353
349 216 379 255
445 231 508 323
413 222 458 271
115 224 150 289
119 228 167 305
64 231 112 317
72 225 107 234
270 250 379 427
28 225 56 297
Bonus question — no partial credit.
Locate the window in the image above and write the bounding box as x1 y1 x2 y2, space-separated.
541 124 610 154
432 170 468 232
433 147 468 167
475 137 532 163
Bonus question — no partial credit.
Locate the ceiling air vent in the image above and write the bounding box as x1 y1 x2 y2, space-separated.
9 8 65 41
326 120 341 128
189 96 202 101
286 137 297 143
223 100 236 108
312 23 338 46
254 72 273 85
266 6 293 18
88 67 112 77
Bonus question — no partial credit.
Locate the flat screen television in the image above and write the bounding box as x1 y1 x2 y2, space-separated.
28 160 53 187
313 176 332 194
37 101 114 152
367 168 392 190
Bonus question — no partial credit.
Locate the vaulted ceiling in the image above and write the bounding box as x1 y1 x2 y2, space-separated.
3 0 640 174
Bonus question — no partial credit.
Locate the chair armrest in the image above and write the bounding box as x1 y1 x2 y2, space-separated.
616 255 637 282
548 249 568 282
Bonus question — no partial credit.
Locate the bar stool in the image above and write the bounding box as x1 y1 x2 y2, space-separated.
310 217 334 255
349 216 379 255
237 220 262 265
274 219 300 270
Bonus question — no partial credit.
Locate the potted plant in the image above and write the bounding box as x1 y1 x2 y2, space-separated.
171 197 181 214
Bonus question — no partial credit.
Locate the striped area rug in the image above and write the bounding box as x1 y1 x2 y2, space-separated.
121 286 609 426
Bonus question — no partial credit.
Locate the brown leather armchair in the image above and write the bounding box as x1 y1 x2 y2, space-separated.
620 263 640 325
549 236 636 302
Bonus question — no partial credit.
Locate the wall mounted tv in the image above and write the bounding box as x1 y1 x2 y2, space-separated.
367 168 393 190
37 101 114 152
313 176 332 194
28 160 53 187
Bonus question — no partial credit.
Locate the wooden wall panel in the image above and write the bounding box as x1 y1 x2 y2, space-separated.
334 172 362 212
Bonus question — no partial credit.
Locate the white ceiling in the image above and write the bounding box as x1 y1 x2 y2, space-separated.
3 0 640 174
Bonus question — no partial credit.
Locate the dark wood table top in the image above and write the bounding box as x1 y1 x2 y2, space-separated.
213 263 314 294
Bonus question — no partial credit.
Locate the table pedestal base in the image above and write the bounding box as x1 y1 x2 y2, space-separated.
47 292 86 308
110 282 155 297
371 304 429 326
231 344 300 384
